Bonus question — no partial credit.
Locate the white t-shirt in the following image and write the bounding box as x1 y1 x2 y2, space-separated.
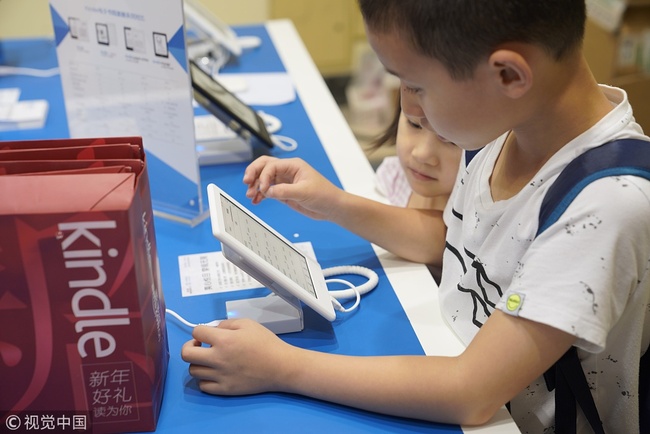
441 85 650 433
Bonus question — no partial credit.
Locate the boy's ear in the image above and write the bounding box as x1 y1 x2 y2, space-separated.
488 49 532 99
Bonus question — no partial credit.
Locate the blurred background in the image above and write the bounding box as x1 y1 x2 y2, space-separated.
2 0 650 167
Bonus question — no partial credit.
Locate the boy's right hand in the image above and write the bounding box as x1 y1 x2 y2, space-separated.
243 156 343 221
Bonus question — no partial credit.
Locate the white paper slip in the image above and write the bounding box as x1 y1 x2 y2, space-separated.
0 99 49 132
179 241 316 297
0 88 21 105
193 114 237 142
219 72 296 106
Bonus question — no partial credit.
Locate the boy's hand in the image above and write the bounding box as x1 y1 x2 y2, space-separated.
181 319 294 395
242 156 343 220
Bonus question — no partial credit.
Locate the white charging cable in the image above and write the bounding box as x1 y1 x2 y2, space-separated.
323 265 379 313
258 110 299 152
271 135 298 152
0 66 60 77
165 308 222 329
326 278 361 313
323 265 379 299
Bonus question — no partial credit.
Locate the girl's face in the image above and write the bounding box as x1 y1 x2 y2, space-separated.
396 111 462 200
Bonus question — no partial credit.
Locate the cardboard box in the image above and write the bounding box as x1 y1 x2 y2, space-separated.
584 6 650 80
584 4 650 131
0 137 168 433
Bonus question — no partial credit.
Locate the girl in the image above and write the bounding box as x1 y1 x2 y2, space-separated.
373 104 462 280
237 103 462 276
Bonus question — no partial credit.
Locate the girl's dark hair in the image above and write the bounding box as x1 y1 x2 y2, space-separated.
358 0 586 80
369 100 401 151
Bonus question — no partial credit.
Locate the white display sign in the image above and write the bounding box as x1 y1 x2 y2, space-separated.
50 0 205 224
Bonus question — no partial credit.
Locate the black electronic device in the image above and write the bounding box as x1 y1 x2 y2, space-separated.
190 60 274 156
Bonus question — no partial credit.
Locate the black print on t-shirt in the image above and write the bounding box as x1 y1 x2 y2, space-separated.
446 209 503 329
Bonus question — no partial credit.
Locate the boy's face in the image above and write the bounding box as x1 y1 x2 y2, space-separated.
366 26 508 150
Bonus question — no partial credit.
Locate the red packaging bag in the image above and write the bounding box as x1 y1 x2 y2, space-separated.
0 139 168 434
0 143 142 161
0 159 144 176
0 136 144 151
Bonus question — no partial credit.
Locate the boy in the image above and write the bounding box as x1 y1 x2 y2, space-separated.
182 1 650 432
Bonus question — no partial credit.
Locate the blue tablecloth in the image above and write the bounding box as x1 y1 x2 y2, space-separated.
0 24 461 433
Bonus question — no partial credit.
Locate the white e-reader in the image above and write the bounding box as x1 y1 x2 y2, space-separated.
207 184 336 333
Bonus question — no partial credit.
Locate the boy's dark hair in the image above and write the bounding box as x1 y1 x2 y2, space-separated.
357 0 586 80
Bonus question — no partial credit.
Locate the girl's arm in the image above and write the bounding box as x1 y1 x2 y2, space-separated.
331 191 446 264
243 156 446 264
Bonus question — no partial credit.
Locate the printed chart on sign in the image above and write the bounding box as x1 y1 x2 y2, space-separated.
64 60 188 148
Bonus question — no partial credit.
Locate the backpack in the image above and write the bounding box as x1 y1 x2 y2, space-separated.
535 138 650 433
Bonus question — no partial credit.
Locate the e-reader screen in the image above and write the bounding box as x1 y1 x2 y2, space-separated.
96 23 109 45
124 27 146 53
220 194 317 298
153 32 168 57
207 184 335 321
69 17 81 39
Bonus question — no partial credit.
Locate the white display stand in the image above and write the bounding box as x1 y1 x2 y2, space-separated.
49 0 207 226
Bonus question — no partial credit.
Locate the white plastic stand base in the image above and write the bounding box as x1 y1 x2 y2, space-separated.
196 138 253 165
226 295 304 334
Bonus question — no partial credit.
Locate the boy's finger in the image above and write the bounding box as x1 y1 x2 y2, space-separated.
191 324 222 345
180 339 208 363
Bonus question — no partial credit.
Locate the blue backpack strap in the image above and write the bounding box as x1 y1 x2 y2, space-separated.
537 138 650 236
464 148 480 166
537 138 650 433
